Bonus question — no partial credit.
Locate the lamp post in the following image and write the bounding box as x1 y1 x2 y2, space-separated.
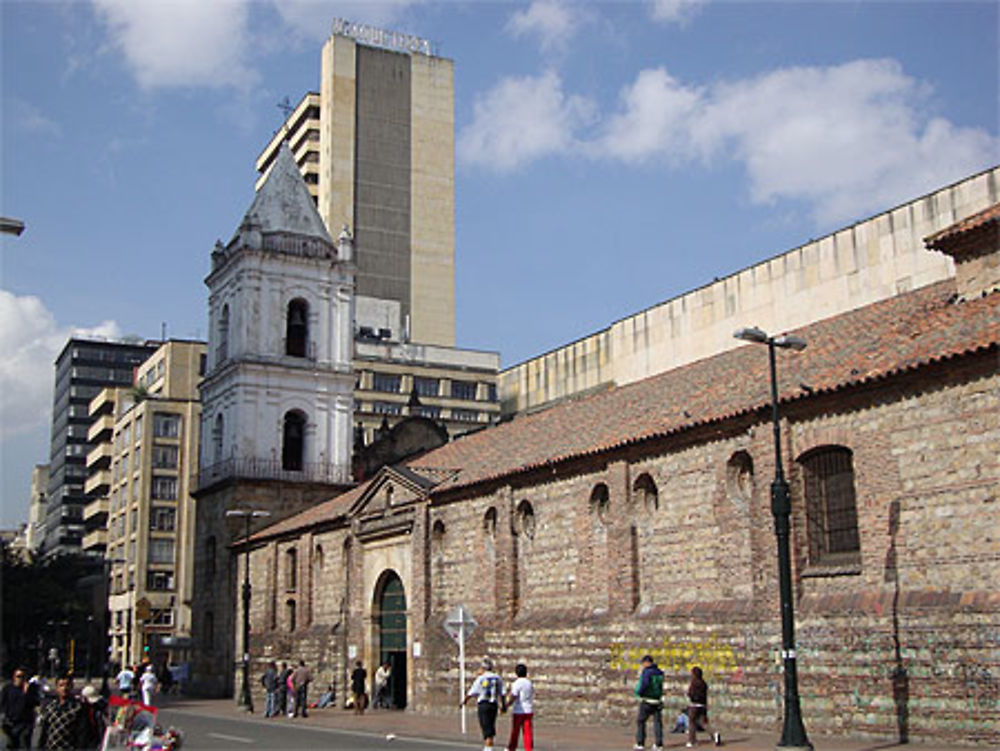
226 509 271 713
733 326 813 751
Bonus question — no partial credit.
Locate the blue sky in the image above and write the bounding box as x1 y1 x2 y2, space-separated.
1 0 997 526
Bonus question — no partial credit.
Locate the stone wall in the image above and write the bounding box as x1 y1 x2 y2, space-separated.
242 350 999 743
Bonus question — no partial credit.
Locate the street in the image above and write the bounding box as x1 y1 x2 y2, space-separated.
156 707 473 751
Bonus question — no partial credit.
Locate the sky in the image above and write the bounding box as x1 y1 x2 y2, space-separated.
1 0 998 527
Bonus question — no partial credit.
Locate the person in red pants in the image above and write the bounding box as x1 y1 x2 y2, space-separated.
505 663 534 751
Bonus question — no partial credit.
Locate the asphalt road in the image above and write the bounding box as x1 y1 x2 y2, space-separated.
156 708 475 751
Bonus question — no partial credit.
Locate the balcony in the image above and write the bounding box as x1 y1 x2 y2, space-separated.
86 442 111 470
84 469 111 496
197 457 351 492
82 528 107 553
87 413 115 443
83 497 109 523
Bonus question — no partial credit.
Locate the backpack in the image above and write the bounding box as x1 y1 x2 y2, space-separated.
647 672 664 700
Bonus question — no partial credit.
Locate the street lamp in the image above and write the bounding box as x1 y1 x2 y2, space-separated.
226 509 271 713
733 326 812 751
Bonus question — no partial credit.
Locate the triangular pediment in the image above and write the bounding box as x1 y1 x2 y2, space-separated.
349 465 437 519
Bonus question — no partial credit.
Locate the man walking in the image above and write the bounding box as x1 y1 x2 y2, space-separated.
1 666 40 749
37 675 89 751
350 660 367 715
686 666 721 747
462 657 504 751
292 660 312 718
504 663 534 751
114 665 134 698
633 655 664 751
373 661 391 709
261 661 279 717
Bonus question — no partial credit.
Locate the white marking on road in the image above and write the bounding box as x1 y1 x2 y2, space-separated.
207 732 254 744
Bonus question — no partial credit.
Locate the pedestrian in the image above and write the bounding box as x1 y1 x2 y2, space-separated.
1 666 40 749
686 666 721 747
114 664 134 698
139 665 158 707
261 661 279 717
285 668 296 718
37 675 89 751
292 660 312 718
462 657 504 751
350 660 367 715
80 686 107 750
504 663 534 751
316 682 336 709
633 654 664 751
277 662 292 715
373 661 391 709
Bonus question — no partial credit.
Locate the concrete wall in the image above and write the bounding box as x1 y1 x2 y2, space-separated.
501 168 1000 415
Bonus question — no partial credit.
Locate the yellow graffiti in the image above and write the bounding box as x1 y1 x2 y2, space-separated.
609 636 740 679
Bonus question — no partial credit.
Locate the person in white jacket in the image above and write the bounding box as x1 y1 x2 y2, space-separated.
139 665 158 706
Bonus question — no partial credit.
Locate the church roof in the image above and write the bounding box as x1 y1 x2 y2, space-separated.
405 278 999 495
249 275 998 544
236 142 331 243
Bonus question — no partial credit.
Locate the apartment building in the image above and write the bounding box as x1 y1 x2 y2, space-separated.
92 340 206 667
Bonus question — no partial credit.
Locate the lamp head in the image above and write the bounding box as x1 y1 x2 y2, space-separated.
773 334 807 351
733 326 768 344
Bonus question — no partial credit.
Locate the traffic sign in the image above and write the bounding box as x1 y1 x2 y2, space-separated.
135 597 152 621
443 604 477 643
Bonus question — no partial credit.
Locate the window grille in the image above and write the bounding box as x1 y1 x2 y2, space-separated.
801 446 861 564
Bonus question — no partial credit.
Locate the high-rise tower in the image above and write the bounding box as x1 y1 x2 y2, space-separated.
257 23 455 348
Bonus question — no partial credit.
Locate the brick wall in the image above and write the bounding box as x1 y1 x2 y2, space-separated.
241 352 999 743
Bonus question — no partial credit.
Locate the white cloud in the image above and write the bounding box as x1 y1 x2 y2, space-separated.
596 58 999 224
0 291 121 440
463 58 998 225
506 0 586 53
457 71 596 172
10 100 63 138
93 0 257 89
650 0 708 25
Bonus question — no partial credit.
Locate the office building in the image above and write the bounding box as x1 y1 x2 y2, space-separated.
43 338 159 559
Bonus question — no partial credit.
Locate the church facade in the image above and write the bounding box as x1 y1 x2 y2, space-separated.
235 205 1000 743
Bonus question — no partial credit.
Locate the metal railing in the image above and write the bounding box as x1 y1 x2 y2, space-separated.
197 457 351 490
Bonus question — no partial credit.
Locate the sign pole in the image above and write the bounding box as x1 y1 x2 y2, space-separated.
459 620 466 735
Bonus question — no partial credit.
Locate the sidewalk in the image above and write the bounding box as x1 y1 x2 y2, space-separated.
157 696 977 751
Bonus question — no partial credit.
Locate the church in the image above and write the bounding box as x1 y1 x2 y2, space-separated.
191 145 999 743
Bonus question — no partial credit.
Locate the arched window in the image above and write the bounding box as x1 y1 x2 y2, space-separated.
800 446 861 565
282 410 306 471
212 414 224 464
726 451 754 511
482 507 497 539
286 599 296 632
286 298 308 357
285 547 298 591
590 483 610 524
633 473 658 513
514 500 535 539
217 304 229 365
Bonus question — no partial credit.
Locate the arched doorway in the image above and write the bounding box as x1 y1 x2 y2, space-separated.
374 570 407 709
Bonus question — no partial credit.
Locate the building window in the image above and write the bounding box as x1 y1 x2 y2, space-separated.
485 383 497 402
151 476 177 500
413 377 439 397
152 445 178 469
416 405 441 419
452 409 479 422
149 608 174 626
148 539 175 565
282 411 306 471
212 414 224 464
150 507 176 532
285 548 298 591
515 500 536 539
800 446 861 566
373 373 402 393
373 401 401 415
726 451 754 511
590 483 610 524
483 507 497 539
633 473 658 513
286 599 297 632
146 571 175 591
451 380 477 401
286 298 308 357
153 413 181 438
217 304 229 365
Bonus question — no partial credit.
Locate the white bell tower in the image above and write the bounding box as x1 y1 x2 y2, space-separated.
199 143 355 483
